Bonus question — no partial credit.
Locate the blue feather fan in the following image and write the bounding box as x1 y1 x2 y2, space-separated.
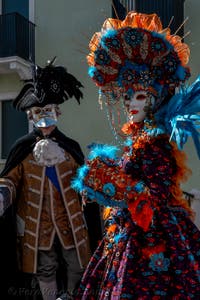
154 76 200 158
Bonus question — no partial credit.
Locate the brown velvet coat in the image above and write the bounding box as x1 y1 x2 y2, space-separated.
0 151 90 273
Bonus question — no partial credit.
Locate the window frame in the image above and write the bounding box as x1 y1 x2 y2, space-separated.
0 93 16 163
0 0 35 22
0 93 32 162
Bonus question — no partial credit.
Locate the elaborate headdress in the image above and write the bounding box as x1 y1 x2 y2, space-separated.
87 12 190 108
87 11 200 156
13 58 83 111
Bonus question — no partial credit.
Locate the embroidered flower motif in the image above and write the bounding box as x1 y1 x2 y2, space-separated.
150 38 166 54
163 53 178 73
134 181 145 193
94 49 111 65
118 68 137 87
126 186 132 192
154 290 167 296
103 183 116 197
124 28 144 46
151 66 163 79
118 62 153 89
49 79 61 94
104 36 121 50
149 252 170 272
138 70 153 86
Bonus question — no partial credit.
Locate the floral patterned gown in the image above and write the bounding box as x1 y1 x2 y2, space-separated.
74 131 200 299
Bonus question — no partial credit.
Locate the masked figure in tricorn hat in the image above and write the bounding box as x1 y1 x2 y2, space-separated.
72 12 200 299
0 59 101 300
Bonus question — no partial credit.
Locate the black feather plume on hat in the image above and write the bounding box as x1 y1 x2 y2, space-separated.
13 59 83 111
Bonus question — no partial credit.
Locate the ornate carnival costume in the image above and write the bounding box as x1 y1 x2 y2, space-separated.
72 12 200 299
0 61 92 300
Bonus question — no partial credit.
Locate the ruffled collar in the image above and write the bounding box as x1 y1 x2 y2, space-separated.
33 138 66 166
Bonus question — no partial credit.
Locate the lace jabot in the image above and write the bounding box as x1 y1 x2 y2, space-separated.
33 138 66 166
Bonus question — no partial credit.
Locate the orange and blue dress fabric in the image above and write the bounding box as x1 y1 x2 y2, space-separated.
72 128 200 299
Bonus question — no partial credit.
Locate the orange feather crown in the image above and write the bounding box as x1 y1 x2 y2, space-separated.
87 12 190 102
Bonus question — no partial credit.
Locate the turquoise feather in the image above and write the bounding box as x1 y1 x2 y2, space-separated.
154 76 200 158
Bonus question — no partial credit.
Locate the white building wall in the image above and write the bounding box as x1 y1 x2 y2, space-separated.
184 1 200 227
35 1 114 156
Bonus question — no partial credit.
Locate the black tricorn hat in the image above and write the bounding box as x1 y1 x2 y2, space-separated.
13 58 83 111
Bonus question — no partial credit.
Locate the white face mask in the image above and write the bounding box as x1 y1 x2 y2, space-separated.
28 104 60 128
124 91 155 123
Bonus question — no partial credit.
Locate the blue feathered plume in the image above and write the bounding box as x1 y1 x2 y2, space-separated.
87 143 120 161
154 76 200 158
71 165 89 192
